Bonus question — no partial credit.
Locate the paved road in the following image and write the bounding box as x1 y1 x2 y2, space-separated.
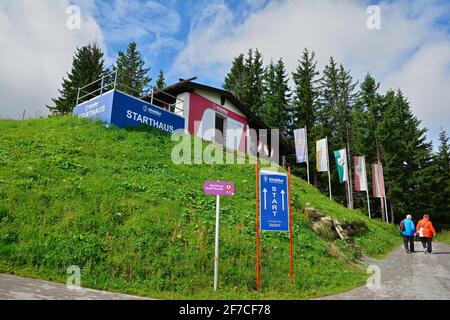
320 241 450 300
0 274 150 300
1 242 449 300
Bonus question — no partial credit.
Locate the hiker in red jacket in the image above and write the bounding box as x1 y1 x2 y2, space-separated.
415 214 436 254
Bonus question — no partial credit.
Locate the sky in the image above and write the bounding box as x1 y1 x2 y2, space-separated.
0 0 449 148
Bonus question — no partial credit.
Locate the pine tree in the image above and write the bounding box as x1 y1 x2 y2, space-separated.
260 59 290 131
223 49 265 116
291 48 320 133
352 73 382 161
428 129 450 226
291 48 320 181
113 42 151 97
335 64 358 208
352 73 383 214
48 43 105 115
155 69 167 89
223 53 246 101
378 90 433 221
318 57 339 141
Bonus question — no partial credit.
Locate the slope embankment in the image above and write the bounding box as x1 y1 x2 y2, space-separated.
0 117 400 299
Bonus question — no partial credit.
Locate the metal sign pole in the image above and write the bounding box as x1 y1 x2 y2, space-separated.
214 194 220 291
366 189 371 219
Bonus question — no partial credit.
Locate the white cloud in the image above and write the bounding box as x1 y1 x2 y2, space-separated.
383 41 450 145
0 0 105 119
87 0 181 43
170 0 450 144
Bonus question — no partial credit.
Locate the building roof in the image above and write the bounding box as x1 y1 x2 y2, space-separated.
146 79 293 153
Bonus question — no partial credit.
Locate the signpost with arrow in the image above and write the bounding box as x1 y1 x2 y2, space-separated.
259 170 289 232
255 167 293 290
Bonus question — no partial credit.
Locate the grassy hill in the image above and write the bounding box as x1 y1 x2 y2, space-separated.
0 116 400 299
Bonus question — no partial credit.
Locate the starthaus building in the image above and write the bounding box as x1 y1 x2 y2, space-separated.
73 73 292 163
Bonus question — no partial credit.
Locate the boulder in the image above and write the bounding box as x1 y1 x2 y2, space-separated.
303 207 325 219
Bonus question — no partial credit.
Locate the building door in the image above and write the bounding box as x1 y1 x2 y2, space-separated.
215 114 225 145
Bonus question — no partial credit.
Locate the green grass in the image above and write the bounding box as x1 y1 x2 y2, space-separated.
0 116 400 299
436 231 450 244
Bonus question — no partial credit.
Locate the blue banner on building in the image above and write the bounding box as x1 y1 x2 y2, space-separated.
73 89 185 133
259 170 289 232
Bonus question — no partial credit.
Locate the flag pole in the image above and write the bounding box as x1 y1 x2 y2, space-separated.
345 150 351 209
305 126 310 185
384 197 389 223
363 157 371 218
326 137 332 200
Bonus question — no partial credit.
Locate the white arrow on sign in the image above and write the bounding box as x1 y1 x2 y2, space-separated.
263 188 267 210
281 190 285 211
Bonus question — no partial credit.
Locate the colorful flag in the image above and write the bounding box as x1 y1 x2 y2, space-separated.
354 156 368 191
294 128 308 163
372 163 386 198
316 138 329 172
334 149 348 183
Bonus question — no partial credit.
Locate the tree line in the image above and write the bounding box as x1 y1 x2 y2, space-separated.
49 42 167 115
224 48 450 227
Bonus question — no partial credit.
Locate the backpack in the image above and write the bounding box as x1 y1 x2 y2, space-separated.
400 220 406 232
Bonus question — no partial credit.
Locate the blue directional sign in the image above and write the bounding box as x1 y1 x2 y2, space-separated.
259 170 289 231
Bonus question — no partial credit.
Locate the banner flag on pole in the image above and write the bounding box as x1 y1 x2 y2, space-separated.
372 163 386 198
294 128 308 164
354 156 368 191
316 138 329 172
334 149 348 183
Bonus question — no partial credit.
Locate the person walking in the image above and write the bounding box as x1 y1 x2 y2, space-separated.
400 214 415 253
415 214 436 254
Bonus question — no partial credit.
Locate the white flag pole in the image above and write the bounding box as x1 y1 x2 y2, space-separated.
366 189 371 219
345 150 351 209
326 137 332 200
384 196 389 223
363 157 371 218
305 127 310 185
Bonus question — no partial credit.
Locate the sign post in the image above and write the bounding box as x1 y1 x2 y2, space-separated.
288 167 293 283
259 170 289 232
203 181 235 291
214 194 220 291
256 168 292 288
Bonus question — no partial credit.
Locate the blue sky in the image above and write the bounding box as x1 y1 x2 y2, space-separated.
0 0 449 147
73 0 271 86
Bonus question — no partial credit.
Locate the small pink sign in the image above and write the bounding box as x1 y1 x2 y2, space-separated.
203 181 235 196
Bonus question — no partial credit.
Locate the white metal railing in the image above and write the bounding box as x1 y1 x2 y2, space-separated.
75 70 184 115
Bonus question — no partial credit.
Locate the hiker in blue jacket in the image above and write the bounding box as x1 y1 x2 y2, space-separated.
401 215 415 253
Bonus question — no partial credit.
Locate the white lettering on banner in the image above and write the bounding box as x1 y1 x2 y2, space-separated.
126 110 175 133
79 105 106 118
